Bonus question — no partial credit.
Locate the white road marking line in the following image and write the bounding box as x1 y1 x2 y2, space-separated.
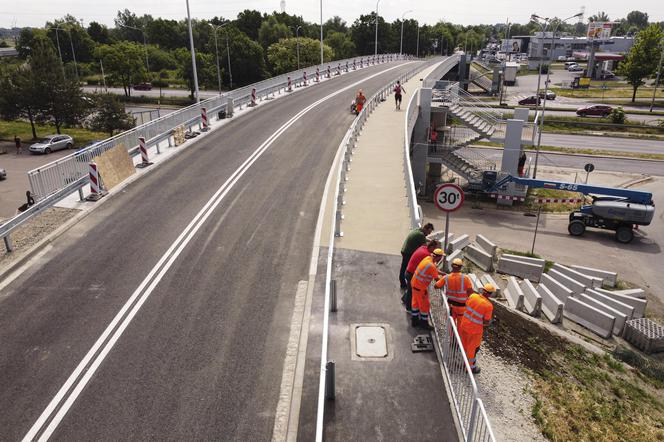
24 62 412 442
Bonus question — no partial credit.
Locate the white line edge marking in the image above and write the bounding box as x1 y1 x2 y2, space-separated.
24 62 411 442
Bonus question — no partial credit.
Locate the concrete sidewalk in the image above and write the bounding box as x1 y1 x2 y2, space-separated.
303 62 459 440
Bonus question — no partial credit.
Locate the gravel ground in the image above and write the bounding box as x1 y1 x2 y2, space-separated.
0 207 79 272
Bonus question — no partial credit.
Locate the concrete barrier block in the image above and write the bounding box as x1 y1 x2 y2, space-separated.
608 288 646 299
501 254 545 269
443 249 463 273
537 284 563 324
552 263 603 288
569 265 618 288
520 279 542 317
468 273 483 292
578 293 627 336
465 244 493 271
505 276 525 310
564 297 615 339
475 234 497 257
593 288 646 318
497 257 542 283
540 273 574 303
546 268 586 295
428 231 453 243
480 274 501 297
447 234 471 254
584 288 635 319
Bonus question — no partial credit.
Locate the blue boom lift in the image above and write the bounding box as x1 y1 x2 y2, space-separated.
484 173 655 243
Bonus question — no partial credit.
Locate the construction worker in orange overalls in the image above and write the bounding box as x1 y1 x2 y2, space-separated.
440 258 474 327
410 248 446 330
459 283 496 374
355 89 366 114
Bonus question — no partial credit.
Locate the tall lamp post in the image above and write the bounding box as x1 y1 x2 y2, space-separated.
374 0 381 57
319 0 323 66
400 10 413 55
186 0 200 103
295 25 302 70
212 23 233 94
531 12 583 179
48 25 78 80
416 24 420 58
48 26 66 77
119 23 149 73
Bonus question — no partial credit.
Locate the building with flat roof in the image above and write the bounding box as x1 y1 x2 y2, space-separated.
525 34 634 69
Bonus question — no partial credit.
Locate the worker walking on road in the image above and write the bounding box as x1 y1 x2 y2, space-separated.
440 258 474 326
399 223 435 290
402 239 442 313
459 284 496 374
394 80 406 110
410 248 446 330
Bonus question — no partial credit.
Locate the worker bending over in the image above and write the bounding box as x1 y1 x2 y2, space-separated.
440 258 474 326
459 283 496 374
410 248 446 330
402 239 442 313
355 89 366 115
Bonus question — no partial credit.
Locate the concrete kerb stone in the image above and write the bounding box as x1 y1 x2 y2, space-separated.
447 234 470 254
537 284 563 324
552 263 603 289
584 288 636 319
578 293 627 336
540 273 574 303
593 288 646 319
501 254 545 270
546 268 586 296
468 273 483 292
497 257 543 283
475 234 497 258
505 276 525 310
519 279 542 317
564 297 615 339
428 231 453 244
569 264 618 288
600 288 646 299
480 274 501 297
465 244 493 272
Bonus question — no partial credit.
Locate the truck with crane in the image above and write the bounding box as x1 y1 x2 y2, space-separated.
483 173 655 243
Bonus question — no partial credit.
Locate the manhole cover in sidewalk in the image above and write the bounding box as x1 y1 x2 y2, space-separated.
350 324 393 361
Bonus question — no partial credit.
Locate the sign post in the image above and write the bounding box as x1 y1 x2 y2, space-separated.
584 163 595 184
434 183 465 252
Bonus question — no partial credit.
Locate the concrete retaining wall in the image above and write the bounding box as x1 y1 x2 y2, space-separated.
540 273 574 303
476 234 497 257
497 257 543 283
480 274 501 297
570 265 618 288
594 288 646 318
505 276 525 310
546 268 586 295
520 279 542 317
552 263 602 288
447 234 471 254
465 244 493 271
578 293 627 336
564 297 615 339
537 284 563 324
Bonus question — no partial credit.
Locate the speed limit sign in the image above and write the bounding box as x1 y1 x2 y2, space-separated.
434 183 464 212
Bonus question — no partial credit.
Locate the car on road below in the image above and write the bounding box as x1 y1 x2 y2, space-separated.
29 134 74 154
564 61 578 68
538 90 556 100
576 105 613 117
518 95 540 106
0 167 6 180
599 70 616 80
568 65 583 72
132 82 152 91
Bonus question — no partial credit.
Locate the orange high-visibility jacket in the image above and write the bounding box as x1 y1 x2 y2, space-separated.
460 293 493 333
411 256 443 290
441 272 472 304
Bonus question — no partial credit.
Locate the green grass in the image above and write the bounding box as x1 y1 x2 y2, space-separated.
0 120 107 147
550 86 664 99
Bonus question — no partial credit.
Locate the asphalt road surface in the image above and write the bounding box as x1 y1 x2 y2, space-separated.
0 60 419 440
538 133 664 155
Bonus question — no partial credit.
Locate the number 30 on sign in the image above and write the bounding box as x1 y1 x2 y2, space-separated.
434 183 464 212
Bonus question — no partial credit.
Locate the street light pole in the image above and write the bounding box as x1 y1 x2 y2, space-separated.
374 0 381 57
119 23 150 73
400 10 413 56
51 27 66 77
225 31 233 90
416 24 420 58
319 0 323 66
212 26 222 95
296 25 302 70
186 0 200 103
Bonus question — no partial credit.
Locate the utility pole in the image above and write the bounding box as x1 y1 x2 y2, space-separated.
186 0 200 103
416 24 420 58
319 0 324 66
296 25 302 70
400 10 413 55
374 0 381 57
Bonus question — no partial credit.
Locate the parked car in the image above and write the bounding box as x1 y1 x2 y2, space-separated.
0 167 6 180
538 90 556 100
564 61 578 69
557 56 567 62
576 105 613 117
29 134 74 154
568 65 583 72
132 82 152 91
518 95 541 106
599 70 616 80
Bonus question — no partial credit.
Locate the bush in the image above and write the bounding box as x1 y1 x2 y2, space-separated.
540 64 550 74
86 78 100 86
151 79 169 88
610 107 626 124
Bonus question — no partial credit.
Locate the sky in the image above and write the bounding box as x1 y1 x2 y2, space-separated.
2 0 663 29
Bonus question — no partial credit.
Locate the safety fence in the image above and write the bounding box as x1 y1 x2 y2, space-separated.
315 59 438 441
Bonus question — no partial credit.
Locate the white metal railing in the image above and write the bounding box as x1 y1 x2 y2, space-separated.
431 287 496 442
26 54 408 201
404 91 422 229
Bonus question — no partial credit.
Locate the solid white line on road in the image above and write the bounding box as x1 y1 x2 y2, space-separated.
24 61 414 442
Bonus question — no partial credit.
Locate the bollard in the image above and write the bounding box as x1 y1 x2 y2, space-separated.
86 162 105 201
4 235 13 253
330 280 338 312
287 76 292 92
315 68 320 83
325 361 335 400
336 64 341 76
326 65 331 78
353 59 357 70
201 107 209 131
249 88 257 106
136 137 152 168
78 188 85 201
303 71 308 86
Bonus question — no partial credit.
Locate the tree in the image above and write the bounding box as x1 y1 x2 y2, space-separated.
617 24 664 102
235 10 263 40
87 94 135 136
95 41 146 96
589 11 610 22
173 48 217 97
324 31 355 59
267 37 333 74
258 16 291 49
350 14 391 55
146 18 185 50
324 16 348 35
0 64 40 138
626 11 649 30
16 28 43 59
88 22 111 44
225 29 267 86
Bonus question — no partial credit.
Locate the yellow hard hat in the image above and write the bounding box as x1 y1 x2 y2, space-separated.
433 248 445 257
452 258 463 266
482 283 496 293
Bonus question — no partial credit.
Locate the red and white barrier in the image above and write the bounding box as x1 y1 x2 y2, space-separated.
326 65 331 78
250 88 257 106
201 107 209 131
89 162 100 195
315 68 320 83
303 71 308 86
287 76 292 92
336 64 341 75
535 197 583 204
490 194 525 202
136 136 153 168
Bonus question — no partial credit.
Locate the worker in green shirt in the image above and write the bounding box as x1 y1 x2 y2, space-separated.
399 223 434 289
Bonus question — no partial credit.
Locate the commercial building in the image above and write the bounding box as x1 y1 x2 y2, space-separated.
524 33 634 69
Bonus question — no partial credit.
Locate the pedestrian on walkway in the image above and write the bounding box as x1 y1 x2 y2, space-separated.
402 239 442 313
14 135 22 154
410 248 445 329
459 283 496 374
440 258 474 326
394 80 406 110
399 223 434 289
518 151 527 177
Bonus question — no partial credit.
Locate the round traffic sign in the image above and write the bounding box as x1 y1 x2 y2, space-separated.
584 163 595 173
434 183 465 212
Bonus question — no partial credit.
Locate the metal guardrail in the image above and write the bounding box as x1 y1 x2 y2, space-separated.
404 90 422 228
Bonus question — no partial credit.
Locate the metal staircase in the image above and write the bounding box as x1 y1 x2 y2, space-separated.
438 84 499 139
